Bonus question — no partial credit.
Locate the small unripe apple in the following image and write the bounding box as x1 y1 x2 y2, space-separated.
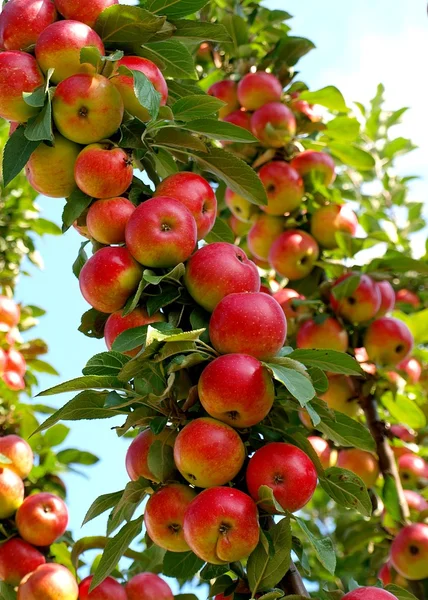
0 296 20 328
125 428 176 483
268 229 319 280
308 437 333 469
297 317 349 352
74 144 133 199
337 449 379 488
16 492 68 546
54 0 119 28
104 306 165 356
395 288 420 308
251 102 296 147
330 273 381 323
259 161 304 215
375 281 396 316
0 538 46 587
5 348 26 377
364 317 413 366
225 187 259 222
17 563 78 600
86 197 135 244
237 71 282 110
390 523 428 580
0 467 24 518
126 573 173 600
78 575 127 600
320 375 359 418
0 434 33 479
398 453 426 489
0 51 44 122
208 80 239 119
0 0 57 51
290 150 336 186
310 204 358 249
248 214 284 261
342 589 398 600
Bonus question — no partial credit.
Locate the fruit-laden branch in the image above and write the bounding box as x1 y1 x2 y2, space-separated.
280 559 311 597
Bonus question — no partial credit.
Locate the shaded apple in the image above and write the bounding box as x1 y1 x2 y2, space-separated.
54 0 118 28
0 51 44 122
337 449 379 488
16 492 68 546
268 229 319 280
125 428 176 483
0 538 46 587
251 102 296 147
225 187 259 222
297 317 348 352
104 306 165 356
330 273 381 323
390 424 416 443
342 589 398 600
79 575 127 600
228 215 252 237
237 71 282 110
364 317 413 366
208 80 239 119
17 563 78 600
398 453 426 489
290 150 336 186
126 573 173 600
86 197 135 244
396 357 422 384
308 436 333 470
223 109 252 133
248 214 284 261
310 204 358 249
0 467 24 518
273 288 307 319
395 288 420 308
0 0 57 51
259 161 304 215
391 523 428 580
74 144 133 199
0 434 33 479
320 375 359 418
375 280 395 316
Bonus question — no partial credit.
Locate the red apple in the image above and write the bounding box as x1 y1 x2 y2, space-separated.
342 589 398 600
364 317 413 366
17 563 78 600
125 428 176 483
86 197 136 244
290 150 336 186
273 288 306 319
390 424 415 443
330 274 381 323
16 492 68 546
237 71 282 110
0 51 44 122
297 317 349 352
259 161 304 215
3 371 26 391
104 306 165 356
78 575 127 600
0 434 33 479
74 144 133 199
405 489 428 513
54 0 118 28
223 109 252 132
0 0 57 51
225 187 259 222
290 93 321 123
378 562 392 586
397 357 422 384
0 538 46 587
310 204 358 249
391 523 428 580
5 348 26 377
251 102 296 147
0 296 20 328
398 453 426 489
268 229 319 280
337 449 379 488
228 215 251 237
395 289 420 308
208 80 239 119
308 437 332 469
375 281 395 316
248 214 284 261
0 467 24 518
320 375 359 418
126 573 173 600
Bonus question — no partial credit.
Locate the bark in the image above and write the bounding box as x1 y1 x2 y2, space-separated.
280 559 311 597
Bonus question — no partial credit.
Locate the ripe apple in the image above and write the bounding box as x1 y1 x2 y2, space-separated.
104 306 165 357
5 349 26 376
154 172 217 240
0 467 24 518
112 56 168 122
125 428 176 483
3 371 26 391
248 214 284 261
0 296 20 328
228 215 251 237
342 589 398 600
246 442 317 512
395 288 420 308
17 563 78 600
223 109 252 133
225 187 259 222
184 242 260 312
86 197 135 244
310 204 358 249
53 74 124 145
183 487 259 564
330 273 381 323
354 346 376 375
79 575 127 600
54 0 118 28
198 354 274 428
337 449 379 488
208 80 239 119
273 288 306 319
268 229 319 280
308 437 332 469
0 51 44 122
79 247 143 314
125 197 197 268
320 375 359 418
390 424 415 443
391 523 428 580
0 538 46 587
397 357 422 384
375 280 395 316
259 161 304 215
16 492 68 546
364 317 413 366
209 292 286 360
290 150 336 186
74 144 133 199
174 417 245 487
289 93 321 123
0 0 57 51
297 317 349 352
0 434 33 479
251 102 296 147
398 453 426 488
237 71 282 110
405 489 428 513
126 573 173 600
144 483 197 552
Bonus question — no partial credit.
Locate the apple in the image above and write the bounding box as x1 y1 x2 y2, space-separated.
310 204 358 249
174 417 245 487
208 80 239 119
112 56 168 122
198 354 274 428
247 214 284 261
53 74 124 145
54 0 118 28
0 296 20 328
297 317 349 352
228 215 251 237
290 150 336 186
144 483 197 552
79 247 143 314
375 281 395 316
308 436 332 469
225 187 259 222
17 563 78 600
337 449 379 488
390 424 416 443
0 435 33 479
183 487 259 564
209 292 286 360
86 197 135 244
354 346 376 375
398 453 426 489
397 357 422 384
251 102 296 147
405 489 428 513
0 538 46 587
79 575 127 600
259 161 304 215
223 109 252 132
320 375 359 418
237 71 282 110
74 144 133 199
395 288 420 308
391 523 428 580
126 573 173 600
364 317 413 366
5 349 26 377
0 467 24 518
3 371 26 391
184 242 260 312
0 51 44 122
104 306 165 356
154 172 217 240
246 442 317 512
342 589 398 600
268 229 319 280
0 0 57 51
289 93 321 123
125 428 176 483
16 492 68 546
273 288 307 320
330 273 381 323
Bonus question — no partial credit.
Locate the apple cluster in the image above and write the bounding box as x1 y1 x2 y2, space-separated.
0 296 28 391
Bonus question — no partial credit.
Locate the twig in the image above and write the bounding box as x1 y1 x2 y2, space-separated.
280 559 311 597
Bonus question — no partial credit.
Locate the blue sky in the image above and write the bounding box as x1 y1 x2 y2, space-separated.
14 0 427 591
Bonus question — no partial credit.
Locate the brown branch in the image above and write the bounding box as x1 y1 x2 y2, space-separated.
280 559 311 597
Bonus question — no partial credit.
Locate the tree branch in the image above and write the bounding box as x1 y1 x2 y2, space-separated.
280 559 311 597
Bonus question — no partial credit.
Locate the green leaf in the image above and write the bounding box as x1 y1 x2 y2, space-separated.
2 126 41 187
94 5 166 47
383 137 416 160
83 491 123 526
147 439 176 482
204 217 234 243
171 20 231 42
276 36 315 66
199 564 230 581
324 116 360 141
319 467 372 517
300 86 348 112
27 359 59 376
72 241 89 279
0 582 17 600
31 218 62 236
144 40 198 80
266 362 315 406
385 585 418 600
120 67 161 121
331 274 361 300
383 475 402 523
56 449 99 465
222 14 248 51
381 392 426 430
112 322 173 354
62 189 92 233
43 423 70 447
307 367 328 393
38 375 125 396
23 84 47 108
313 401 376 452
145 0 208 18
294 516 336 574
79 309 109 339
329 142 375 170
80 45 103 69
25 92 54 142
172 95 226 121
162 551 204 578
288 349 363 376
83 351 130 376
258 485 287 514
151 148 178 178
183 119 257 143
155 128 207 153
257 592 285 600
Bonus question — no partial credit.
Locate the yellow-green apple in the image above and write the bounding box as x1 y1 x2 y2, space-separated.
53 74 124 144
79 576 127 600
290 150 336 186
0 435 33 479
375 280 395 316
74 144 133 199
320 375 359 418
174 417 245 487
125 197 197 268
337 449 379 488
247 214 284 260
154 172 217 240
342 589 398 600
0 296 20 328
35 20 105 84
125 428 176 483
0 51 44 122
273 288 307 319
390 424 416 443
144 483 196 552
391 523 428 580
2 371 25 391
25 134 81 198
208 80 239 119
183 487 259 564
223 109 252 132
395 288 420 308
16 492 68 546
79 247 143 313
86 197 135 244
198 354 274 428
259 161 304 215
297 317 349 352
228 215 251 237
364 317 413 366
268 229 319 280
209 292 286 360
251 102 296 147
237 71 282 110
310 203 358 249
126 573 173 600
5 348 26 376
0 467 24 518
308 436 333 470
0 0 57 51
112 56 168 122
104 306 165 356
246 442 317 512
225 187 259 223
54 0 118 27
397 357 422 383
17 563 78 600
184 243 260 312
0 538 46 586
398 453 426 489
330 273 381 323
